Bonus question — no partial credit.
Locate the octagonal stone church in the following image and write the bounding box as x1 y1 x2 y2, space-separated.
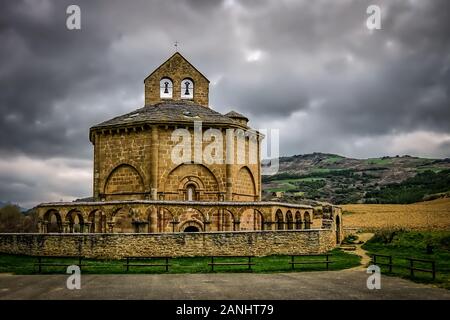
35 52 343 244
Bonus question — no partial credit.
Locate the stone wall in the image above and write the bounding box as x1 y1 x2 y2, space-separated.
144 52 209 107
0 230 335 259
94 125 261 202
343 227 360 239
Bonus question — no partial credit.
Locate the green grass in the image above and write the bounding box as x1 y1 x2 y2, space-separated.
0 248 360 275
365 169 450 204
363 231 450 289
416 167 444 173
311 168 346 174
365 158 393 165
323 155 344 164
266 177 326 193
298 177 326 182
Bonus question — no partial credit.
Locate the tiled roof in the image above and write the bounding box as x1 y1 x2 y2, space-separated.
225 110 249 121
91 101 245 130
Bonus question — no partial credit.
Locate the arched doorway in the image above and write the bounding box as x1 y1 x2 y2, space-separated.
295 211 302 229
304 212 311 230
114 208 134 233
184 226 200 232
180 220 203 232
66 210 84 233
286 211 293 230
185 183 197 201
88 210 106 233
275 210 284 230
239 209 264 231
44 210 62 233
211 209 235 231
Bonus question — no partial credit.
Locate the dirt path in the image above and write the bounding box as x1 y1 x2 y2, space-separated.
343 232 374 270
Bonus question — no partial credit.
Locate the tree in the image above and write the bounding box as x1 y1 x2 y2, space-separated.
0 205 38 233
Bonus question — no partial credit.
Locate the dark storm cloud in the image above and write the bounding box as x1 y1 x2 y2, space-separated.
0 0 449 206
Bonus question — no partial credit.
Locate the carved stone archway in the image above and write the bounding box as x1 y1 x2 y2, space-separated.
179 220 204 232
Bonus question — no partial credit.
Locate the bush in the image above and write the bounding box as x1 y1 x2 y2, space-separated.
364 169 450 204
368 229 404 245
0 205 38 233
342 235 359 244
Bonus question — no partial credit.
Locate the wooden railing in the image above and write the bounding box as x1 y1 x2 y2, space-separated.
289 254 333 270
208 256 255 272
371 254 436 280
124 256 171 272
34 255 84 273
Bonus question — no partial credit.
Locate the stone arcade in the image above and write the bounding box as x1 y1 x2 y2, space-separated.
20 52 343 257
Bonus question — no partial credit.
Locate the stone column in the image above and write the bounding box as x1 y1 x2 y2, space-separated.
107 222 115 233
84 222 92 233
233 220 240 231
171 216 179 233
257 134 262 201
93 133 100 201
62 222 69 233
150 125 159 200
149 206 157 233
264 221 272 231
203 221 211 232
45 222 51 233
225 129 234 201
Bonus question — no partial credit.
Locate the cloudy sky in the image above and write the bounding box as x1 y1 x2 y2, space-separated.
1 0 449 207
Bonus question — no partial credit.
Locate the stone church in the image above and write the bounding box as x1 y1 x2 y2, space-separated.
36 52 343 244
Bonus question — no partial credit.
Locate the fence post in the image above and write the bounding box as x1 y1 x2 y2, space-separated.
432 261 436 281
211 256 214 272
166 257 169 272
126 257 129 272
291 255 294 270
389 255 392 273
248 256 252 271
326 254 329 271
410 259 414 278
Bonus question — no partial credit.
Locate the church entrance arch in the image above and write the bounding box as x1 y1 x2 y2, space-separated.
184 226 200 232
179 220 203 232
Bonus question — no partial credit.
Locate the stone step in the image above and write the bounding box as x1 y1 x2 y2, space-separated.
340 245 357 251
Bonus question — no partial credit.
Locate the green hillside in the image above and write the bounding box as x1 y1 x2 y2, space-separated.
262 153 450 204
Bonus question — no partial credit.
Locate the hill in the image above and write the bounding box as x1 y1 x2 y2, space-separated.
262 153 450 204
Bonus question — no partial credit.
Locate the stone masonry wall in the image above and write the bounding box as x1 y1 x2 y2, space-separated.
0 230 335 259
96 125 261 202
144 52 209 107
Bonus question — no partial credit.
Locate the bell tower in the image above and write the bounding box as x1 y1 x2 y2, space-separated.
144 52 210 107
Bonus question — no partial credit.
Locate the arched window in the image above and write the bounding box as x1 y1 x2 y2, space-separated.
304 212 311 230
286 211 293 230
295 211 302 229
275 210 284 230
186 184 196 201
181 78 194 99
160 78 173 99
